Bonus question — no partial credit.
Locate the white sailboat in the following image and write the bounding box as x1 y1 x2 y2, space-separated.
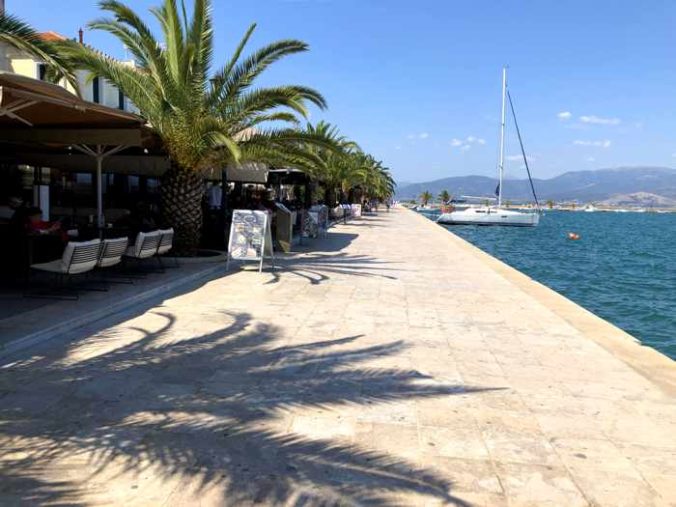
437 68 540 227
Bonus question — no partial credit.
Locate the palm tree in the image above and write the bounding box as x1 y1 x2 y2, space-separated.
366 159 395 202
60 0 327 253
420 191 433 206
299 121 361 206
301 121 353 205
299 123 394 207
546 199 554 209
438 189 450 204
346 152 394 203
0 12 79 91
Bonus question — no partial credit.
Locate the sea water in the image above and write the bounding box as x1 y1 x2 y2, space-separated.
420 209 676 360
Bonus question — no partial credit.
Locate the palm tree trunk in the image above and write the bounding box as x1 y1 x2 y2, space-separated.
160 161 203 255
324 187 334 207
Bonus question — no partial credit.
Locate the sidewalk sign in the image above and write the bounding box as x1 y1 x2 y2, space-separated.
302 210 319 239
274 202 293 253
309 204 329 237
226 209 274 273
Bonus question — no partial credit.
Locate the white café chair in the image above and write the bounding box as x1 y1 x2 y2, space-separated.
95 237 130 286
98 237 129 268
29 239 101 299
123 230 161 272
156 228 178 269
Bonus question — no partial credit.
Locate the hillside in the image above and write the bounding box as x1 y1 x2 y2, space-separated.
598 192 676 208
396 167 676 205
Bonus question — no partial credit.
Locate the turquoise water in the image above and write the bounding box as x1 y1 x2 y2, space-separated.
420 209 676 359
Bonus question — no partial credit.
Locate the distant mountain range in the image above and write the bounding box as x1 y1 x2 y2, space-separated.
396 167 676 206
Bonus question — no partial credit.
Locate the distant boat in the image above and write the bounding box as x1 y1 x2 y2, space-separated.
438 206 540 226
584 205 597 213
437 67 540 227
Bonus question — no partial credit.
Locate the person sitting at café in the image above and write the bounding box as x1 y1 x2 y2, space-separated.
26 207 67 241
13 207 68 265
250 194 271 213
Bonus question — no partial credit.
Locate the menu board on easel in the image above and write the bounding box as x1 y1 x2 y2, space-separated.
302 210 319 239
274 202 293 253
226 210 274 273
309 204 329 237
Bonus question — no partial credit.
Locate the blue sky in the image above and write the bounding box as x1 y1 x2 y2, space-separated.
10 0 676 182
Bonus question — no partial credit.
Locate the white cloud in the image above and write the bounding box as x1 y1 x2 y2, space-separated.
573 139 612 148
505 154 535 162
586 157 596 162
394 145 402 151
579 115 621 125
557 111 572 121
450 135 486 151
408 132 429 140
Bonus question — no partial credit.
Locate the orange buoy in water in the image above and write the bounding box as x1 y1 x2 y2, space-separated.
567 232 580 240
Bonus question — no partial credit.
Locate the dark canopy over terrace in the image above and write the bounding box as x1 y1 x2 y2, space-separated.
0 72 167 226
0 71 141 129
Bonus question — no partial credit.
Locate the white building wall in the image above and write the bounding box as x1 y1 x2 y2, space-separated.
1 41 138 113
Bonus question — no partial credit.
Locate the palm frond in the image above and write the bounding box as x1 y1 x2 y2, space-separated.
216 39 311 104
58 40 159 114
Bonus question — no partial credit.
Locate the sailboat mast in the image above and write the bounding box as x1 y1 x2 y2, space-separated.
498 66 507 208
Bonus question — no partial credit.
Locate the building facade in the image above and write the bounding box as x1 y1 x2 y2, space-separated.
0 30 138 114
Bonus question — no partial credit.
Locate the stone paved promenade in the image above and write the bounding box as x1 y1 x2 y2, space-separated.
1 208 675 506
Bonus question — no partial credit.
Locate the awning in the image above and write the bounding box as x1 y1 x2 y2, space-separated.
0 72 165 227
0 143 169 176
267 168 310 186
225 163 268 183
0 71 142 128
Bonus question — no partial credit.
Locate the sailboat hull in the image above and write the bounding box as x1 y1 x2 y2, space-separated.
437 207 540 227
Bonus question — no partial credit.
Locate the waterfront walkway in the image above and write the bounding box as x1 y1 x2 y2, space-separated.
1 208 674 506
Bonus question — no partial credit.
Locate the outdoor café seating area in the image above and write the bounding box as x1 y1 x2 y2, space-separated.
0 215 175 295
28 228 175 297
0 72 372 328
0 165 169 285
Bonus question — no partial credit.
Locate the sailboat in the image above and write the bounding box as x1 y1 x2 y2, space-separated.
437 68 541 227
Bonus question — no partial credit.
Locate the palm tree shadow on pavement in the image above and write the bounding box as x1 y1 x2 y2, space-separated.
0 311 501 505
265 252 402 285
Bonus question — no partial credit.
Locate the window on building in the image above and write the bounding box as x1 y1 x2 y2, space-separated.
118 89 125 110
128 176 140 193
38 63 47 81
92 77 100 103
76 173 92 185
